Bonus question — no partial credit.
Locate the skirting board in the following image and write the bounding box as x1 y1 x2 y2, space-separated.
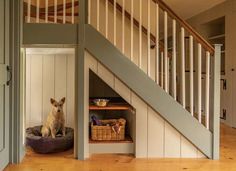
89 143 134 154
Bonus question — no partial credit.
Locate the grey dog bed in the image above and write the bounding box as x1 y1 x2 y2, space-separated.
26 125 74 154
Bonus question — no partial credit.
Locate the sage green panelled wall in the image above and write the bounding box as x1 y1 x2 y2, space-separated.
0 0 10 170
187 0 236 128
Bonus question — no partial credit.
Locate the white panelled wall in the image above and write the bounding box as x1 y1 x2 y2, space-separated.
25 48 75 128
85 52 206 158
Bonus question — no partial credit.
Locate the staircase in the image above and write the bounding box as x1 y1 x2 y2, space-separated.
23 0 221 159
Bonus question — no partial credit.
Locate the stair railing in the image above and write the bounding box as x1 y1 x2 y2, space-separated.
88 0 221 132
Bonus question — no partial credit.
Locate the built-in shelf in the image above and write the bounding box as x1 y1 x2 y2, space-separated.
89 103 133 111
208 34 225 40
89 136 133 144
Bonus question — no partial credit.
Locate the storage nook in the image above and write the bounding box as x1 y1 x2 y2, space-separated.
89 71 135 155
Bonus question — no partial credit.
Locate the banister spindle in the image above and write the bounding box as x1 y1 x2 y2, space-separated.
88 0 91 24
63 0 66 24
139 0 142 68
122 0 125 53
97 0 100 31
105 0 108 38
172 19 176 99
45 0 48 23
205 51 210 129
36 0 39 23
156 3 159 84
27 0 31 23
131 0 134 61
189 36 194 116
164 11 168 92
54 0 57 23
181 27 186 108
161 52 164 88
198 43 202 123
72 0 75 24
147 0 151 76
114 0 117 45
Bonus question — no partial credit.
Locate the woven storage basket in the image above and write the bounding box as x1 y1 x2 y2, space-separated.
91 119 126 141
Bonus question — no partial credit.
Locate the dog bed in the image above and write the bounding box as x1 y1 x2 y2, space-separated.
26 125 74 154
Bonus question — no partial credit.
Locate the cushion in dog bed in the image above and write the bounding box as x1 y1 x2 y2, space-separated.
26 125 74 154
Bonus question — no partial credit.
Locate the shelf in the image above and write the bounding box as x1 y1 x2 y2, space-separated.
89 136 133 144
89 103 133 111
208 34 225 40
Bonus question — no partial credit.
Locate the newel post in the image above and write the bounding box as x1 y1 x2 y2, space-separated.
76 0 88 160
212 44 222 160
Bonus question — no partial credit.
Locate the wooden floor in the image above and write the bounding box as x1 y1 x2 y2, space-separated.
5 123 236 171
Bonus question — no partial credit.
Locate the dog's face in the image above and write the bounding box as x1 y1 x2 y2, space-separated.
50 97 66 113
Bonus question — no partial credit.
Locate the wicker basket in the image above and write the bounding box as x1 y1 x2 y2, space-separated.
91 118 126 141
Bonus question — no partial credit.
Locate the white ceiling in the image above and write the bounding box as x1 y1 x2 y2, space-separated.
164 0 226 19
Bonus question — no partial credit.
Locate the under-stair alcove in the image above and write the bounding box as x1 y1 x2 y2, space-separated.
89 70 135 155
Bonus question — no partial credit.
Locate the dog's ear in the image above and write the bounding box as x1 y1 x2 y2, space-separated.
60 97 66 104
50 98 56 105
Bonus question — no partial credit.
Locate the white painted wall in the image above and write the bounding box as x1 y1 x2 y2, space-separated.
25 48 75 128
85 52 206 158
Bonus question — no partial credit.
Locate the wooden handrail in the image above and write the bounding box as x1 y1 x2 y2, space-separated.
153 0 214 54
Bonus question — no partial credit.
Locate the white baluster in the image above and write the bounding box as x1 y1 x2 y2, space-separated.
167 56 170 91
72 0 75 24
181 27 186 108
97 0 100 30
105 0 108 38
54 0 57 23
88 0 91 24
156 3 159 84
164 11 168 92
131 0 134 61
147 0 151 76
161 52 164 88
122 0 125 53
172 19 176 99
139 0 142 68
36 0 39 23
189 36 194 116
198 43 202 123
114 0 117 45
205 51 210 129
45 0 48 23
27 0 31 23
63 0 66 24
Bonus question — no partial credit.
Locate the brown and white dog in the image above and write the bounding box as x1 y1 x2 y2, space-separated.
41 97 66 138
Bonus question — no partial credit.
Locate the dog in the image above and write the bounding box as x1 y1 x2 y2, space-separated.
41 97 66 138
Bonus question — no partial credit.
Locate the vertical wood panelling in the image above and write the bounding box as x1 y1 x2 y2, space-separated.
26 52 75 128
181 136 198 158
30 55 43 126
148 107 164 158
164 123 181 158
66 55 75 127
114 78 131 103
26 56 31 128
132 93 148 158
55 55 67 120
42 55 55 123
